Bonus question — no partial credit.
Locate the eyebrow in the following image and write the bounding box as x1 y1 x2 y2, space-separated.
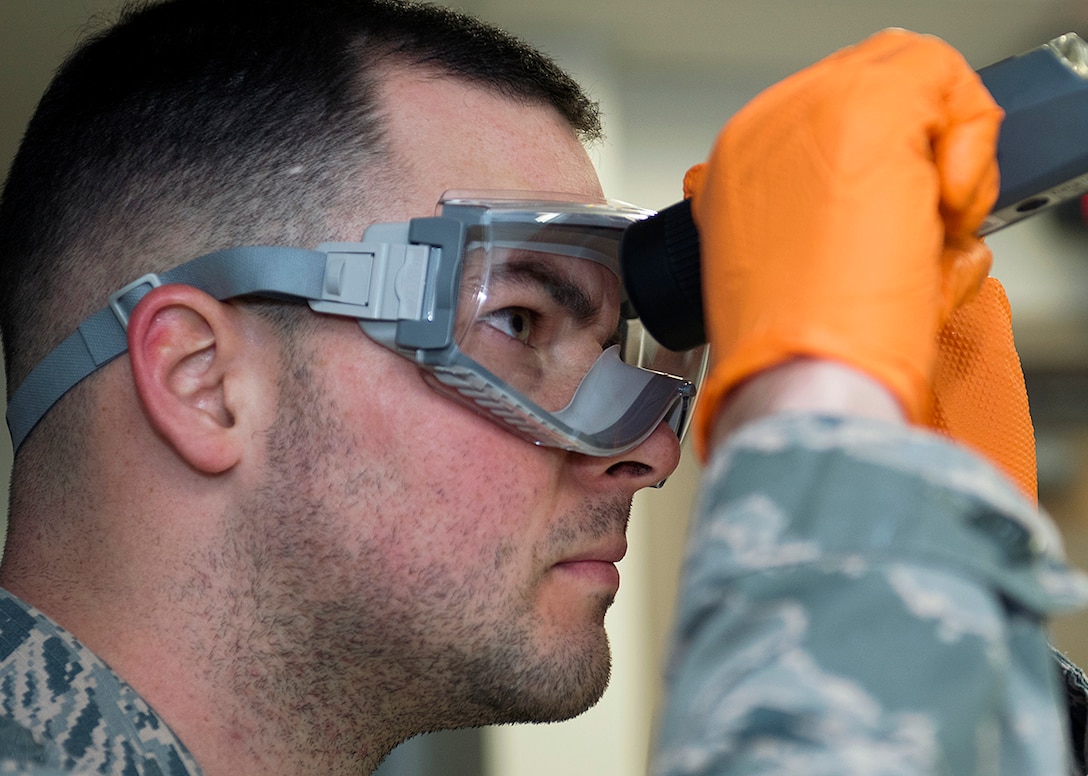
489 259 601 327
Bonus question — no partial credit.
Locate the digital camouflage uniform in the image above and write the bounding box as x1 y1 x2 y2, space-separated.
0 591 200 774
653 414 1088 776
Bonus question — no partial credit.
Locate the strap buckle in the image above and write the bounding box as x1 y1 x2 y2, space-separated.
108 273 163 329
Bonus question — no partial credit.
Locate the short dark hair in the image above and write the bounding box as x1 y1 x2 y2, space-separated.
0 0 602 396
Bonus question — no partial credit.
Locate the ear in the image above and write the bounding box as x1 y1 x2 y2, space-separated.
126 284 260 473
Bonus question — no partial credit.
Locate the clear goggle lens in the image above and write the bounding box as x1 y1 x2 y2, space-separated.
419 193 707 456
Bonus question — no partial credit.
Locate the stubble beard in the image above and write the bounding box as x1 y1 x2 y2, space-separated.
222 344 627 767
452 589 617 725
427 509 623 728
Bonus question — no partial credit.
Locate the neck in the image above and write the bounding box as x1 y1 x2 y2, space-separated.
3 530 405 776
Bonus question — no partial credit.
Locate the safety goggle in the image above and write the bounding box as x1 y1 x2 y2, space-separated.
6 192 707 457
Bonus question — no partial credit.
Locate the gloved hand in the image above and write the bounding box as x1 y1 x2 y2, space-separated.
687 28 1003 456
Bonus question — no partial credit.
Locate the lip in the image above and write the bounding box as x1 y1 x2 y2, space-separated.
554 536 628 566
551 537 627 590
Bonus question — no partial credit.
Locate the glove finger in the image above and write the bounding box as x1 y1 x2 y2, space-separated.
683 163 707 201
936 80 1003 236
847 30 1001 238
940 234 993 321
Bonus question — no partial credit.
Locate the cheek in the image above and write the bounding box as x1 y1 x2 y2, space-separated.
397 430 558 550
324 326 569 569
348 367 562 563
363 461 554 615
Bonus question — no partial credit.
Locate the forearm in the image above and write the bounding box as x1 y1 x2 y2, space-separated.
655 414 1087 775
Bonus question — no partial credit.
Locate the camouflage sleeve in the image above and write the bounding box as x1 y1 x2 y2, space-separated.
652 414 1088 776
0 591 203 775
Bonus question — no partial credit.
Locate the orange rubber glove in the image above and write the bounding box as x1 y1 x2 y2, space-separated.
930 278 1037 501
688 29 1003 456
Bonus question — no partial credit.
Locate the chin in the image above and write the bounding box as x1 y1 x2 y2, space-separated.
508 629 613 724
446 616 615 727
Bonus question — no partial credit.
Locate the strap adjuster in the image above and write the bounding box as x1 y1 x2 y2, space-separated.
108 273 163 329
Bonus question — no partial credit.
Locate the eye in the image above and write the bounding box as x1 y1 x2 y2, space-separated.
482 307 534 344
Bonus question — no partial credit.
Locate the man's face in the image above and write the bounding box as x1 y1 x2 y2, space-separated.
240 70 682 734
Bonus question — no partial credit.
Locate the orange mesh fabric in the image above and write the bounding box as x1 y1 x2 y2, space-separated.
929 277 1037 502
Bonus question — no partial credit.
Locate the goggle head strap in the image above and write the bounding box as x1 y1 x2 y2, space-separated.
5 219 461 454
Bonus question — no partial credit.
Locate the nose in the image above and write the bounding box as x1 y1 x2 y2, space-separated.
569 419 682 493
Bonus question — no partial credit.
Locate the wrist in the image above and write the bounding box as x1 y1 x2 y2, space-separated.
707 359 907 450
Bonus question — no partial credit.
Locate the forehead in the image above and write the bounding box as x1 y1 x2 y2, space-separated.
375 69 604 221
